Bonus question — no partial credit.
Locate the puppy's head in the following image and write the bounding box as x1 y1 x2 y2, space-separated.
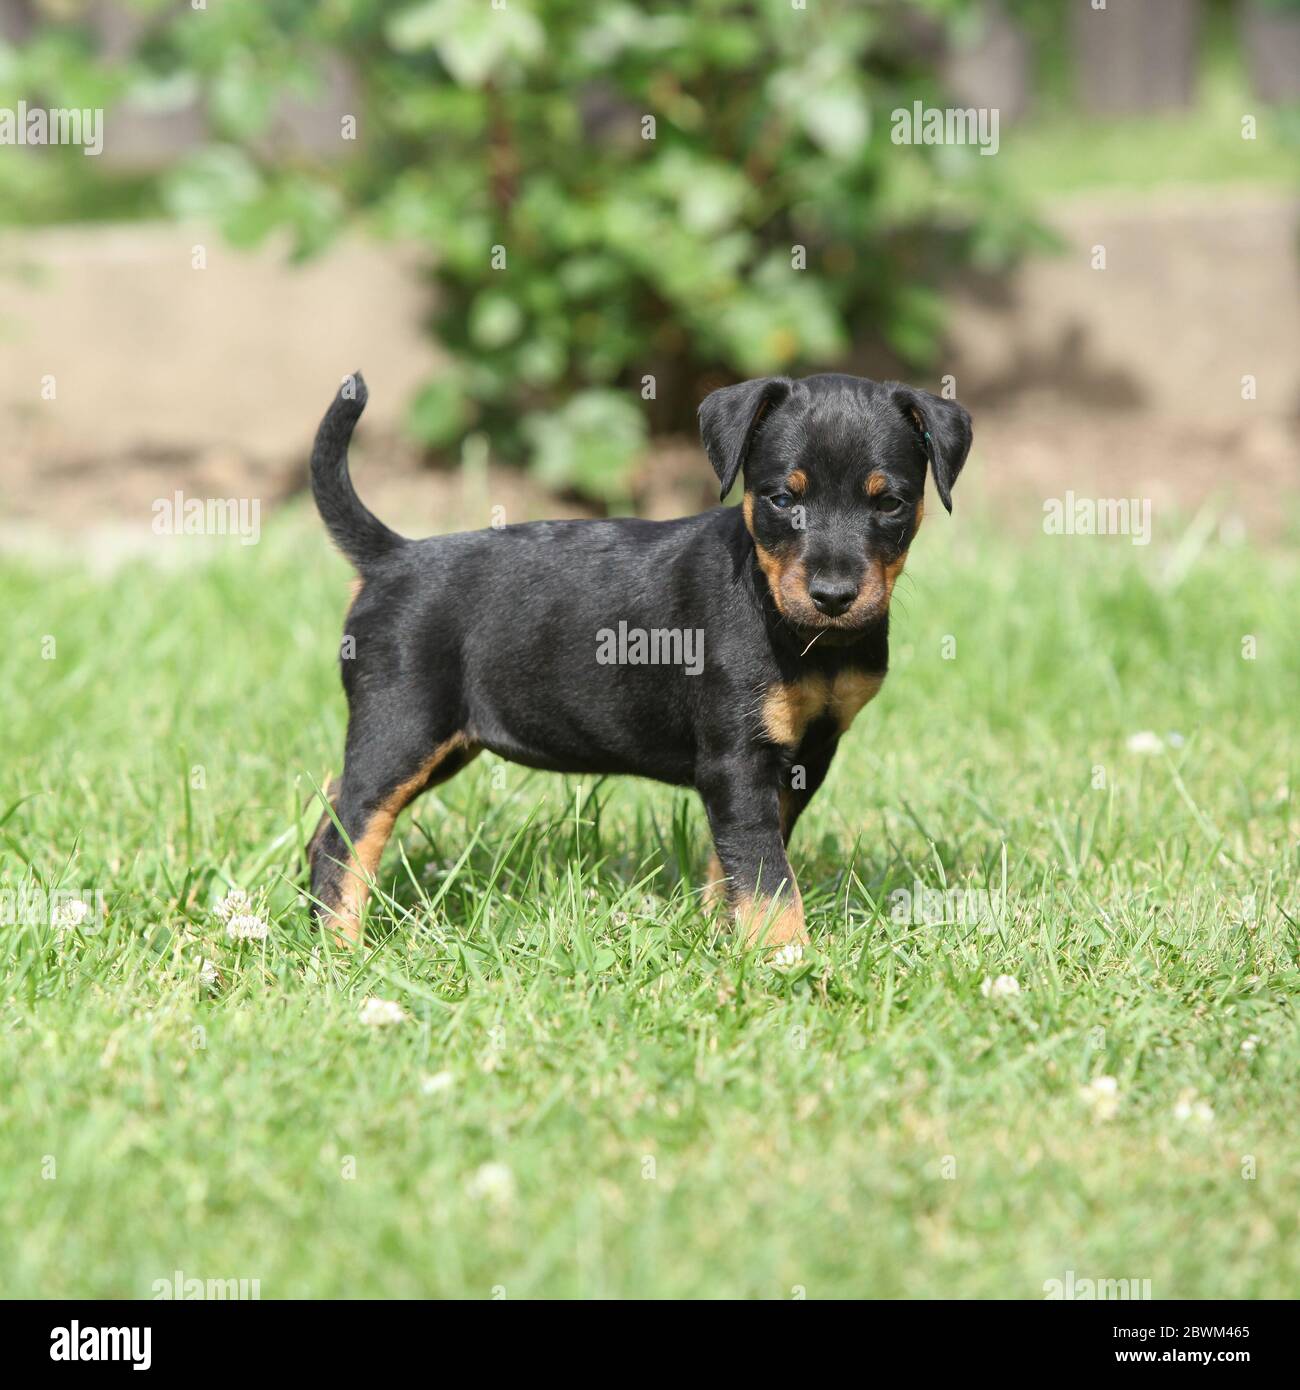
699 373 972 635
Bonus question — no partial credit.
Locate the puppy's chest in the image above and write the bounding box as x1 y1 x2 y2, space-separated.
759 669 885 747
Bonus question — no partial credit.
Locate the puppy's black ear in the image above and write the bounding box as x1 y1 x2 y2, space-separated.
698 377 792 501
893 385 973 513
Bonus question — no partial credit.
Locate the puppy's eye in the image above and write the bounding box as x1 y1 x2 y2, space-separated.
877 495 908 516
768 492 794 510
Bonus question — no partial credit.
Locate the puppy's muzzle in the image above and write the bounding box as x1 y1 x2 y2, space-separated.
807 578 858 618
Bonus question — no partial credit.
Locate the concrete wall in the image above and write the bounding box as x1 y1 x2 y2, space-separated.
0 222 439 463
945 186 1300 424
2 188 1293 469
0 189 1295 551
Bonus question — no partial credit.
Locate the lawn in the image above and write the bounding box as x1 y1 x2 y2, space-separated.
1002 4 1300 200
1 497 1296 1299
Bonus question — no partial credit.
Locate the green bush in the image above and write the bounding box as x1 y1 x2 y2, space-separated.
1 0 1039 497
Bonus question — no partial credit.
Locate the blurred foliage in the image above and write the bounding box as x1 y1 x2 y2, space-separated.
0 0 1047 496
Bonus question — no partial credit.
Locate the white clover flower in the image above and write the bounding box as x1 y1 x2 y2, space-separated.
1173 1089 1214 1129
53 898 91 931
771 942 804 970
1126 731 1164 755
215 887 269 940
197 958 220 989
420 1071 455 1096
1241 1034 1260 1056
1080 1075 1121 1121
358 996 409 1027
225 912 269 940
467 1161 516 1207
980 974 1021 1000
213 887 251 923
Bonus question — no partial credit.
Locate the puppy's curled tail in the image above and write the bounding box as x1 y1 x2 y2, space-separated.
310 371 403 570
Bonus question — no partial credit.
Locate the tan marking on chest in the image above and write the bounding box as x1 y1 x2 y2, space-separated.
761 675 828 746
761 671 884 745
830 671 884 730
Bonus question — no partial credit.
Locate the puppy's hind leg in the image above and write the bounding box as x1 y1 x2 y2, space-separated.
309 707 478 945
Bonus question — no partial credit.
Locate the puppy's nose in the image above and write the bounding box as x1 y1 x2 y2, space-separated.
808 579 858 617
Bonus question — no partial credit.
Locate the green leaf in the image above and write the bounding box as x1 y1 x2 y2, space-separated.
469 291 524 350
801 83 871 159
408 375 474 447
162 147 263 226
387 0 545 86
524 391 647 502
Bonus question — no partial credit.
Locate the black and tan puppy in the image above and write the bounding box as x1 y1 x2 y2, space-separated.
308 371 971 947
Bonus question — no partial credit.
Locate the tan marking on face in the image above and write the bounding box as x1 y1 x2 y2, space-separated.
914 497 924 533
746 492 917 632
786 468 808 496
768 555 809 620
761 675 831 746
745 491 806 618
867 472 889 497
331 733 478 945
882 551 908 593
734 884 807 948
830 670 884 731
747 487 917 632
832 549 909 631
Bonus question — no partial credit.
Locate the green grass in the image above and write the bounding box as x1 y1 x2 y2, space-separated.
1 502 1297 1299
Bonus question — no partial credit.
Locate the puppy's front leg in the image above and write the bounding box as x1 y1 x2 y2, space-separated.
698 757 807 948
